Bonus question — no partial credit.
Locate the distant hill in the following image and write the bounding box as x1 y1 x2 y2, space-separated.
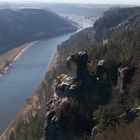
0 8 77 54
0 2 12 9
46 4 111 18
94 7 140 43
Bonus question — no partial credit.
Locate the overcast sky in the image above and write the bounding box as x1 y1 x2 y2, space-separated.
1 0 140 5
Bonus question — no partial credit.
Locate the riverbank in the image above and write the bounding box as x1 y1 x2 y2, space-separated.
0 42 37 78
0 30 77 139
0 32 75 139
0 46 58 140
0 88 40 139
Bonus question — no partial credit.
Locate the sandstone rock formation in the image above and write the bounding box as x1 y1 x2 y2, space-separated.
45 52 110 140
44 50 139 140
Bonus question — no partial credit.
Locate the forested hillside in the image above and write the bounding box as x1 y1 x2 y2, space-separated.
0 8 76 54
44 7 140 140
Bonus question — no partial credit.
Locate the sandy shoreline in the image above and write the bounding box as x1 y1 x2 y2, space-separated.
0 41 37 78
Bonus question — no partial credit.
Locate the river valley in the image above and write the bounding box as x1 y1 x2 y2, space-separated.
0 16 92 134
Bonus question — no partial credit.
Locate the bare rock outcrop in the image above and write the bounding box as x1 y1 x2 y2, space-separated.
44 52 137 140
44 52 111 140
118 66 135 93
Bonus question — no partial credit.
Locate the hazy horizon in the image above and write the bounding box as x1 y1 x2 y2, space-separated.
0 0 140 6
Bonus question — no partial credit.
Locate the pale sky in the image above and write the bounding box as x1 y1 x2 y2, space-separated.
1 0 140 6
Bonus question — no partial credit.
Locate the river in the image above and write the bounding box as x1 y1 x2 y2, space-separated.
0 16 92 134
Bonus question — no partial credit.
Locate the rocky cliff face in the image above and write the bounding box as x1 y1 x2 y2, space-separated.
93 7 140 44
45 51 139 140
45 52 110 140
